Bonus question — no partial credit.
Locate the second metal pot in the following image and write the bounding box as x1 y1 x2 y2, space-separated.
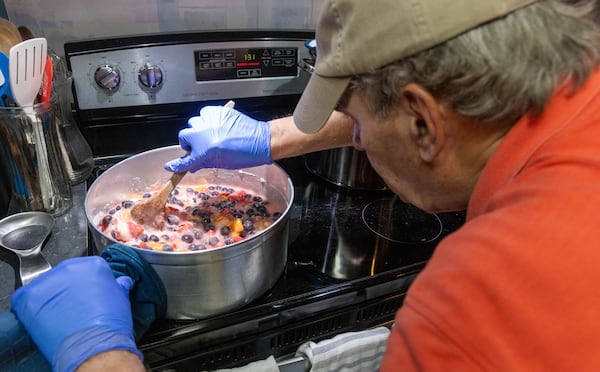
305 147 387 190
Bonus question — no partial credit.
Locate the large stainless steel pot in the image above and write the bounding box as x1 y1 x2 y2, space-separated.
85 146 294 319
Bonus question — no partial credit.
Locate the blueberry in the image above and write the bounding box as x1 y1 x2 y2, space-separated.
166 215 180 225
121 200 134 208
143 193 152 199
181 234 194 244
242 219 254 231
209 237 219 246
224 238 234 245
220 226 231 236
161 234 170 241
139 233 148 242
149 234 160 242
257 206 268 216
167 196 184 206
101 215 112 227
194 230 203 240
162 245 174 252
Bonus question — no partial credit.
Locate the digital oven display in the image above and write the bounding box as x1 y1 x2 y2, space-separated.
194 47 297 81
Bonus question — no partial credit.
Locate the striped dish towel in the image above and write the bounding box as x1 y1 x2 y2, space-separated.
296 327 390 371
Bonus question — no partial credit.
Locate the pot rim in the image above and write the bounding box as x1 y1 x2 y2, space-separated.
85 145 295 256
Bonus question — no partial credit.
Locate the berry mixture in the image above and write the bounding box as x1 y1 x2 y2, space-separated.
95 184 283 252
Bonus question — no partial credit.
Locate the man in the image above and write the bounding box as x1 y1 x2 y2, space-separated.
11 0 600 370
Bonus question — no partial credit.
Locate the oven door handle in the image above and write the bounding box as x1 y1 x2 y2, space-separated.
277 355 310 372
277 326 391 371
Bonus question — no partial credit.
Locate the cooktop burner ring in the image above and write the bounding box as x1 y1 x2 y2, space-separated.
361 197 443 244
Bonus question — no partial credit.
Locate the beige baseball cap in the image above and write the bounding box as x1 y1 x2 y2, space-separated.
293 0 537 133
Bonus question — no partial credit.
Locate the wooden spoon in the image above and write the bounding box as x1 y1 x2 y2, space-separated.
17 25 34 41
130 100 235 225
129 171 187 226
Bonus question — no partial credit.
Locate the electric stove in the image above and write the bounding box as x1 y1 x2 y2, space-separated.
65 30 466 370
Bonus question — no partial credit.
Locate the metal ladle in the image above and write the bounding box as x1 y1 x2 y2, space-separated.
0 211 53 287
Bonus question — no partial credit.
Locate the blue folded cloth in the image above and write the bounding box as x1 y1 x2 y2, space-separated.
101 244 167 340
0 244 167 372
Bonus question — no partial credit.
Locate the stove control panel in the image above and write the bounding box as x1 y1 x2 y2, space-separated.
64 31 314 110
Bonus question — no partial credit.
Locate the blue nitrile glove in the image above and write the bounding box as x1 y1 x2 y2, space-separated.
10 256 142 372
164 105 272 173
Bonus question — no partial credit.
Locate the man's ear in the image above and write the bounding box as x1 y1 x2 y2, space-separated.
400 83 445 162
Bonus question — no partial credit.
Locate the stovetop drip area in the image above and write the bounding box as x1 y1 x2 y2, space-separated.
68 30 466 370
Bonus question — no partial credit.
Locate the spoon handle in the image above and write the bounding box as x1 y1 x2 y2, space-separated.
169 171 186 187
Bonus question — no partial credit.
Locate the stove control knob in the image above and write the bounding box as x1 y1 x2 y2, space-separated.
94 65 121 91
138 64 163 89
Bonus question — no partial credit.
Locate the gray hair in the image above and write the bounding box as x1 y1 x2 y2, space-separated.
351 0 600 125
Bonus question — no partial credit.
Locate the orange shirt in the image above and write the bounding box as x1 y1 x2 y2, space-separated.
381 70 600 371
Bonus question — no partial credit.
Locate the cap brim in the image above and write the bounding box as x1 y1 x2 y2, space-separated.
293 73 351 134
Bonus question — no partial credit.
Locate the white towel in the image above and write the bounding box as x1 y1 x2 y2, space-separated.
295 326 390 372
207 355 280 372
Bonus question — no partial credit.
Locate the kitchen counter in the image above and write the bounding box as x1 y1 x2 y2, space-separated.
0 183 88 311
